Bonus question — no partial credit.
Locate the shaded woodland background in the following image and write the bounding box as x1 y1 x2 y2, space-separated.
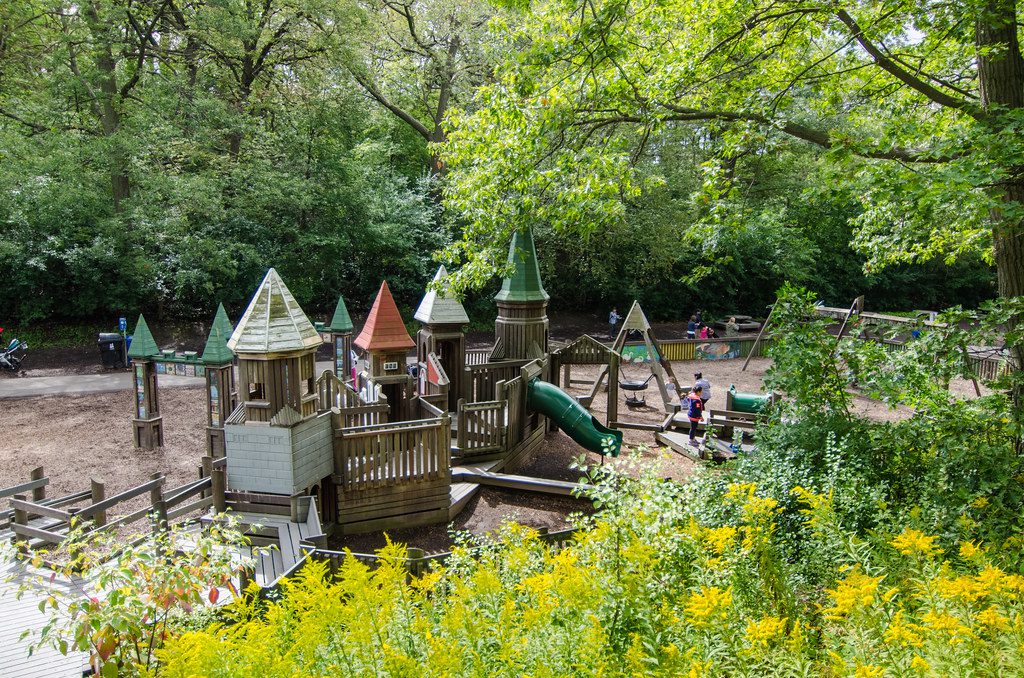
0 0 996 328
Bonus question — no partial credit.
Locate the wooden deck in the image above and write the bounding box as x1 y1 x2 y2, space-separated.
0 561 90 677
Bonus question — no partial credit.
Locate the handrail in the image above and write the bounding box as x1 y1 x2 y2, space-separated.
75 477 165 519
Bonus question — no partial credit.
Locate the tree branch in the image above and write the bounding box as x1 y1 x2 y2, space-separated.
349 68 431 139
835 8 982 119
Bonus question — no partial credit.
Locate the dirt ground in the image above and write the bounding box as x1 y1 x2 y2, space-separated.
0 387 209 500
0 328 988 554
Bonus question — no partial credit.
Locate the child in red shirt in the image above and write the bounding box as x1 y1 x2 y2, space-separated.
687 385 705 444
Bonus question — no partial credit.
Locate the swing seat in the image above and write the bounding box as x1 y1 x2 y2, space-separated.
620 374 655 407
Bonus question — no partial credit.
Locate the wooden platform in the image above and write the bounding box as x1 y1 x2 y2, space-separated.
656 430 754 463
656 430 703 461
0 561 90 677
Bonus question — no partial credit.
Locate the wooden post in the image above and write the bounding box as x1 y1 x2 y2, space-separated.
743 301 777 372
608 354 619 426
12 494 27 549
149 472 167 533
290 494 300 523
406 547 425 579
212 463 227 514
833 295 864 353
201 456 213 500
960 344 983 397
30 467 45 502
238 564 253 594
90 479 106 528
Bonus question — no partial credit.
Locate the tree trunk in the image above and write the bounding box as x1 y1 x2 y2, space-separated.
977 0 1024 448
85 1 131 213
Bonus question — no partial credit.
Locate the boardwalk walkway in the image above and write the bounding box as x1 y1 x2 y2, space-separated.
0 561 89 677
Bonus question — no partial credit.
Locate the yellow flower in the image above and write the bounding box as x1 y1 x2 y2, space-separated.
823 568 884 618
685 586 733 627
935 575 984 603
725 482 757 503
959 541 982 559
854 664 885 678
910 655 929 672
970 496 990 509
744 616 787 647
976 605 1010 631
703 526 738 554
922 610 975 644
883 611 924 648
891 528 940 557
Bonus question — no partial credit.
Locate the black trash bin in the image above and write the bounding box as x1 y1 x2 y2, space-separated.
98 332 126 368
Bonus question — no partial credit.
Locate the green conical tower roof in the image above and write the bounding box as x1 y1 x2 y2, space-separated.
495 227 549 303
228 268 322 354
127 314 159 359
327 295 353 333
201 303 235 365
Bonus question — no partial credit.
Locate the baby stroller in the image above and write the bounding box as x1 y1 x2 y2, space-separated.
0 328 28 372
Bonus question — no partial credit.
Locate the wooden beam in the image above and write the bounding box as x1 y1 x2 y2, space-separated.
743 301 776 372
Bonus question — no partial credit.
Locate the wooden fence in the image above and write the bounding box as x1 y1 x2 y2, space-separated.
334 417 451 495
455 398 506 458
304 527 578 579
814 307 1013 380
647 336 773 362
318 370 390 426
500 376 525 448
7 470 217 550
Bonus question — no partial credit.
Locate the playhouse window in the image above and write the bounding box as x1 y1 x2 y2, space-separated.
249 382 265 400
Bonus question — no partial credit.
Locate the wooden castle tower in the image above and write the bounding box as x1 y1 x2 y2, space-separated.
354 281 416 421
223 268 334 497
201 303 236 457
490 227 549 361
326 294 354 384
414 265 468 411
127 314 163 449
227 268 322 423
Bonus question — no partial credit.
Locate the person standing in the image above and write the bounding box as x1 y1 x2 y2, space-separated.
686 385 705 445
694 372 711 410
725 317 740 337
608 307 621 340
687 315 697 339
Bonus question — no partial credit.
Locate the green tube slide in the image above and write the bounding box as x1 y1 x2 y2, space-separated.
526 378 623 457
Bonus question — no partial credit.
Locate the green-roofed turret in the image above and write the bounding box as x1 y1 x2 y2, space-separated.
327 295 353 333
494 227 549 303
201 303 235 365
128 315 159 359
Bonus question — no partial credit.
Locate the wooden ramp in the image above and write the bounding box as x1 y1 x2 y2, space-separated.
0 561 90 677
452 467 591 496
200 497 324 589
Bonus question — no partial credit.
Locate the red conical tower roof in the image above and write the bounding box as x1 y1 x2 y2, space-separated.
355 281 415 352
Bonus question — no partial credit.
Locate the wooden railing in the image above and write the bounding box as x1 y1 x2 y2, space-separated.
8 470 217 549
499 376 524 448
466 349 492 366
455 398 506 458
334 417 451 495
418 397 446 418
464 360 527 403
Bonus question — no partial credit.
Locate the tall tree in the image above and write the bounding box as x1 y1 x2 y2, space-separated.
441 1 1022 325
342 0 494 174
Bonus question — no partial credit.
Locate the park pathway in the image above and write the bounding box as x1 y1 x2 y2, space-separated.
0 361 339 400
0 372 204 399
